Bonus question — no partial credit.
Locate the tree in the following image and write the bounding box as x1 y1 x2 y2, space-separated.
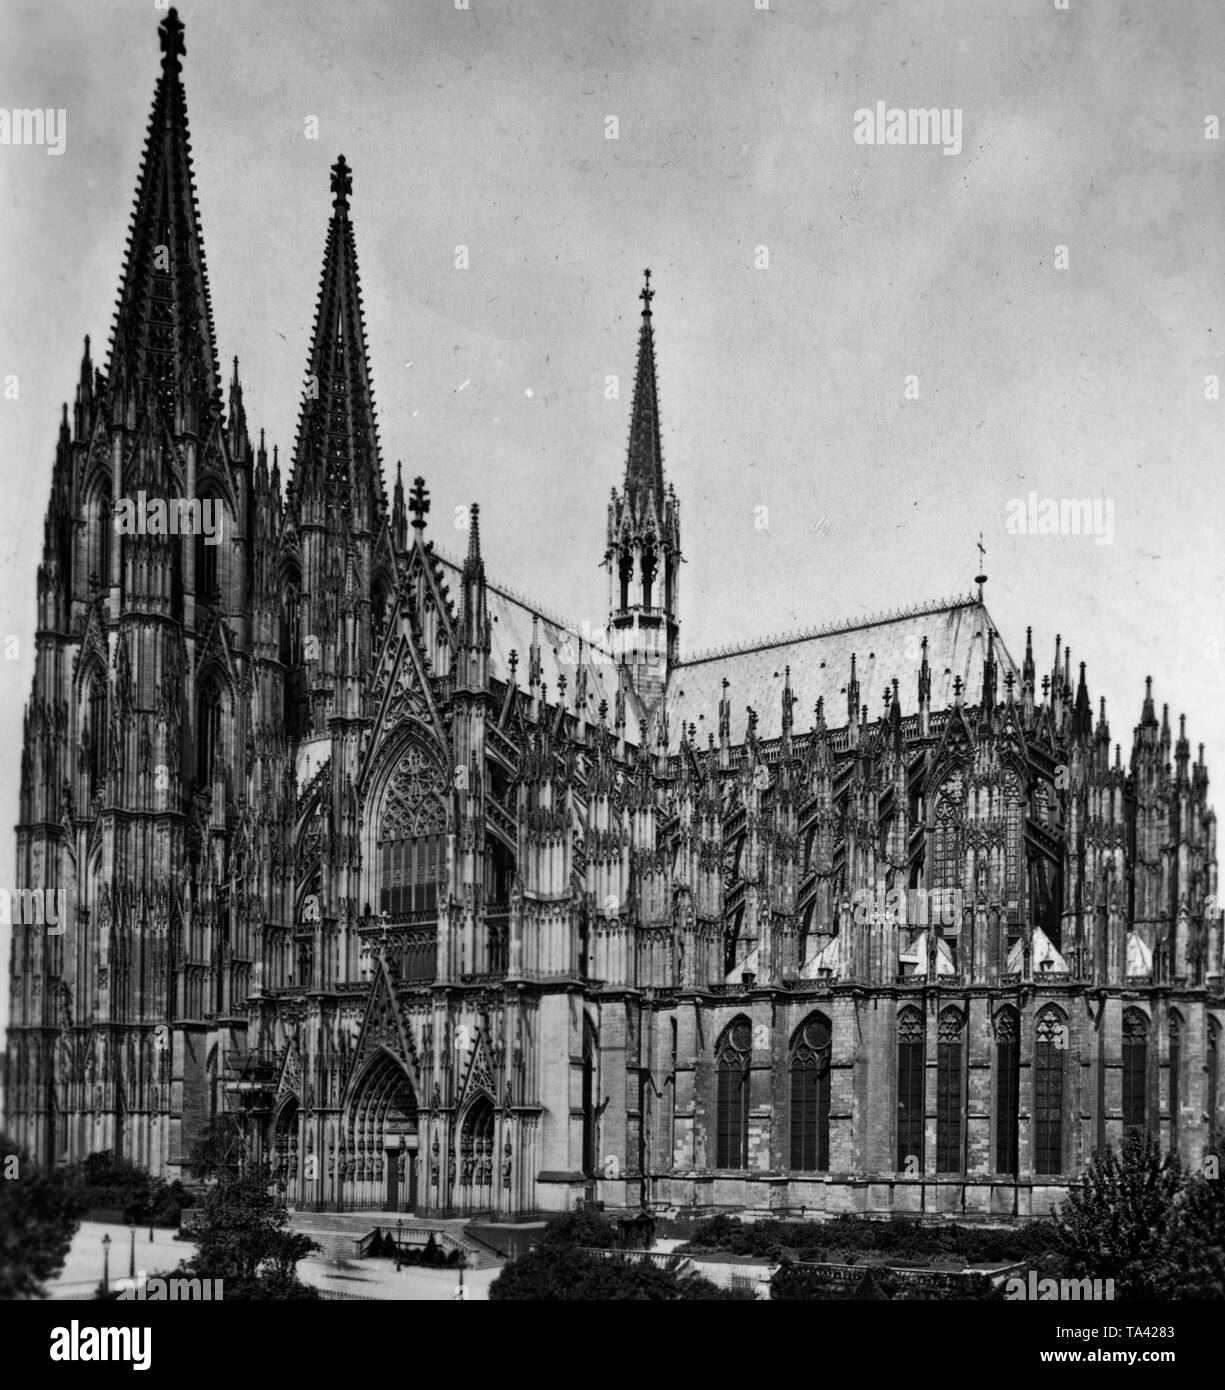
0 1135 86 1299
492 1206 753 1300
1157 1140 1225 1299
490 1244 752 1300
175 1172 320 1299
1053 1128 1183 1299
186 1114 246 1182
74 1150 191 1226
538 1201 617 1249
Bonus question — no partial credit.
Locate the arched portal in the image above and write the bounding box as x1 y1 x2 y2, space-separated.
344 1050 419 1211
458 1096 495 1214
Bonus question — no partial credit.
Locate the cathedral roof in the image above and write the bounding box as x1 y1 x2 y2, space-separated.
665 594 1018 750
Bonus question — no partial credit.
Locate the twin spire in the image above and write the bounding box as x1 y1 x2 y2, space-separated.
291 152 383 508
114 9 384 513
107 7 221 427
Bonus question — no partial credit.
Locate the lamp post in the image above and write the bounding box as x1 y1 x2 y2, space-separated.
395 1218 403 1272
455 1249 467 1300
128 1216 136 1279
101 1233 111 1297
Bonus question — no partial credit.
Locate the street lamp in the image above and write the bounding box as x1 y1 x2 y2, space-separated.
455 1249 467 1301
101 1233 111 1297
128 1216 136 1279
396 1218 403 1271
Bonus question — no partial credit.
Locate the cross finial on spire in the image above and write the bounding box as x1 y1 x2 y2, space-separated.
408 475 430 530
975 531 987 599
331 155 352 209
640 267 654 315
159 8 185 66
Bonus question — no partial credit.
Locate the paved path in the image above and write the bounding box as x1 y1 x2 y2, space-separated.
44 1221 195 1300
42 1219 501 1301
297 1253 498 1301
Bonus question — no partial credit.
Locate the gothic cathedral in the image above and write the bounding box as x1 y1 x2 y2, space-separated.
6 11 1222 1221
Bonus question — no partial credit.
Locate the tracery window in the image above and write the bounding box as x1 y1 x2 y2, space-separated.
96 483 112 590
195 494 220 604
87 674 108 797
195 682 221 786
897 1007 925 1173
1034 1007 1065 1175
996 1007 1020 1175
1122 1009 1149 1131
378 746 446 917
789 1014 831 1172
936 1008 964 1173
715 1019 751 1169
1004 774 1022 920
932 793 961 890
581 1019 598 1178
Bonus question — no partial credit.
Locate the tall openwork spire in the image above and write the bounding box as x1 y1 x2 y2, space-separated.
291 154 383 505
106 8 222 427
604 270 681 712
623 268 665 512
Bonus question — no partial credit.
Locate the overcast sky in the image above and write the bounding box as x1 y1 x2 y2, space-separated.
2 0 1224 1036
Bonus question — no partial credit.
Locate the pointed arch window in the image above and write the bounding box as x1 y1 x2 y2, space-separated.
715 1019 751 1169
582 1019 599 1178
95 483 112 592
1168 1011 1182 1152
195 682 222 786
280 576 302 667
195 493 220 606
936 1008 965 1172
87 674 108 798
1123 1008 1149 1131
995 1007 1020 1175
789 1014 831 1172
641 546 657 610
931 790 962 890
371 577 391 653
897 1007 925 1173
378 746 446 918
1004 774 1022 922
1034 1007 1066 1175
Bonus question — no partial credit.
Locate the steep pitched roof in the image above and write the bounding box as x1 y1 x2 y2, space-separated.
664 595 1018 750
